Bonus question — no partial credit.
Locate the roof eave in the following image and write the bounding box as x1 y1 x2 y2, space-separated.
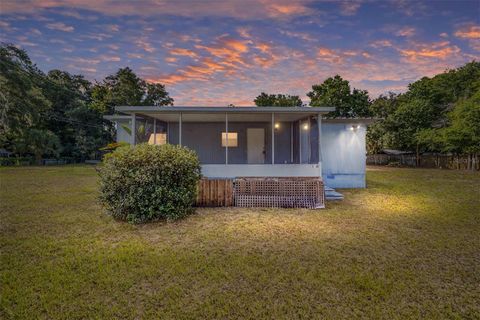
114 106 336 114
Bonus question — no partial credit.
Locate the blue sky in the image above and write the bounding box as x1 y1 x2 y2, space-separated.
1 0 479 105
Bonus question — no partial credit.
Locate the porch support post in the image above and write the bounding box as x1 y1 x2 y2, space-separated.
131 113 136 146
318 113 322 169
179 112 182 146
153 118 157 144
271 112 275 164
225 112 228 165
290 122 293 163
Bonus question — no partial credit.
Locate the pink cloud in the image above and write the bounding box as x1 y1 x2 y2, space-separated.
395 26 416 37
2 0 313 20
339 1 362 16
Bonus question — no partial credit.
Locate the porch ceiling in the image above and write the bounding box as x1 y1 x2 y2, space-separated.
116 106 334 122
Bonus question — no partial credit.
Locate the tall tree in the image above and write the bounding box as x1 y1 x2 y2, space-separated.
307 75 371 118
254 92 303 107
0 44 56 156
91 67 173 114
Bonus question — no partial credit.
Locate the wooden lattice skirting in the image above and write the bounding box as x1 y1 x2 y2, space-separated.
234 177 325 209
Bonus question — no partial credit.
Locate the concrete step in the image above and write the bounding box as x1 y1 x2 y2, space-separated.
325 186 344 200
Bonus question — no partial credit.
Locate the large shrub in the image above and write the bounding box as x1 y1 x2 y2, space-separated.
98 144 201 223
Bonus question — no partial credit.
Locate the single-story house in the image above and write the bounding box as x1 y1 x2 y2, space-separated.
105 106 372 190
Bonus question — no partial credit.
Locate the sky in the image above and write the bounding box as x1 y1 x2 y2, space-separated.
1 0 479 106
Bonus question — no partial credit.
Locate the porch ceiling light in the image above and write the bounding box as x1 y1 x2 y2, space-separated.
303 124 309 130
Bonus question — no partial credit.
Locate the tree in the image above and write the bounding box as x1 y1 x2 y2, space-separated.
0 44 51 151
366 93 400 154
415 91 480 168
307 75 371 118
13 129 61 163
254 92 303 107
90 67 173 114
42 69 110 159
370 61 480 153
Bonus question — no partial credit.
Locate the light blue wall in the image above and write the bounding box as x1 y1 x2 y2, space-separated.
116 119 131 143
321 123 367 188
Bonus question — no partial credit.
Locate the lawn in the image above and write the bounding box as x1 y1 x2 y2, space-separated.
1 166 479 319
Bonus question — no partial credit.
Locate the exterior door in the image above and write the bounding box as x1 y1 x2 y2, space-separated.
247 128 265 164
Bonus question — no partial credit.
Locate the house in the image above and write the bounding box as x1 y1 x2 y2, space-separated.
105 106 372 191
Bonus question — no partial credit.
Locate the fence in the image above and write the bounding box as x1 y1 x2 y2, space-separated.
196 178 234 207
367 154 480 170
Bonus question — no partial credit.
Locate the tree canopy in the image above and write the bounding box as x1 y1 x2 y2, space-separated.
0 44 173 161
254 92 303 107
369 61 480 154
90 67 173 114
307 75 372 118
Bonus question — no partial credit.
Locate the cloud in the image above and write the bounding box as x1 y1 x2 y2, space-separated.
46 22 74 32
280 30 316 42
98 54 121 62
127 53 144 59
108 24 119 32
339 1 362 16
2 0 313 20
399 41 460 60
454 25 480 39
65 57 101 64
136 38 155 52
30 28 42 35
395 27 415 37
369 40 393 48
170 48 199 58
266 3 309 17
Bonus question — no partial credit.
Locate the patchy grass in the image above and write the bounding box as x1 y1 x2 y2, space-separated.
1 166 479 319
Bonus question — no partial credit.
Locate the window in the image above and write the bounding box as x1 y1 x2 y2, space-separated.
221 132 238 147
148 133 167 145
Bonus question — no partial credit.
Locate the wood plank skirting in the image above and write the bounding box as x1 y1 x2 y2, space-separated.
196 178 234 207
196 177 325 209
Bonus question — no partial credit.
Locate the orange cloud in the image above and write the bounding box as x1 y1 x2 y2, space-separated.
317 47 343 63
170 48 198 58
454 25 480 39
399 41 460 60
266 3 309 17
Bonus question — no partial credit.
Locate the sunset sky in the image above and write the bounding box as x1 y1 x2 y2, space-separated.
1 0 479 105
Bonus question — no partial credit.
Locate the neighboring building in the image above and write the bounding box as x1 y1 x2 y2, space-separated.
105 106 373 188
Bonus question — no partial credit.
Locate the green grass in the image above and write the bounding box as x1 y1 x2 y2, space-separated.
1 166 479 319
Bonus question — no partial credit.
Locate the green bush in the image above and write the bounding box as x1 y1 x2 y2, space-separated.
98 144 201 223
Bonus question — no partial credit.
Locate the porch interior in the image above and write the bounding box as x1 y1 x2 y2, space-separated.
131 112 321 166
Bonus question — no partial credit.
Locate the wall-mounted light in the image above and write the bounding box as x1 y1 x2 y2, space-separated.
274 123 280 129
350 125 360 132
303 124 309 130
